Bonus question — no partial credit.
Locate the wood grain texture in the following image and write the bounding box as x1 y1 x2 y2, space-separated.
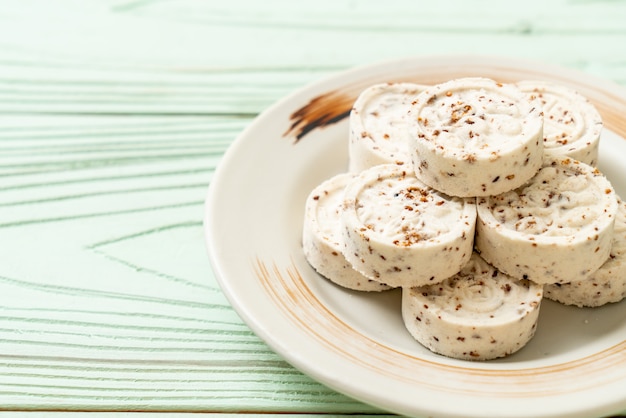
1 0 625 416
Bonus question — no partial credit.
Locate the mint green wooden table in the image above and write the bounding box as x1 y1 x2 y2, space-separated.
2 1 625 417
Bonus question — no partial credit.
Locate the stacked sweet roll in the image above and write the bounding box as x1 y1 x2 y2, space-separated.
301 78 624 361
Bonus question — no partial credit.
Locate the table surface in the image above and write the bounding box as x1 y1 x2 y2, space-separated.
2 1 626 417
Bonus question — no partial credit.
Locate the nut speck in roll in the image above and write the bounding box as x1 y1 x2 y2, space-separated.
402 252 543 361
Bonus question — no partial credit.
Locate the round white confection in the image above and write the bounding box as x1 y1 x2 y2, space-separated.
517 80 602 166
402 252 543 361
349 82 427 172
302 172 392 291
544 199 626 307
475 157 619 285
407 77 544 197
341 163 476 288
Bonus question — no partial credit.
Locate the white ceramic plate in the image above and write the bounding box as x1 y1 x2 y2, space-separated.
204 55 626 418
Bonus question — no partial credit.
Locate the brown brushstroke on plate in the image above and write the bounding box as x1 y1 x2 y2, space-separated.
283 90 354 142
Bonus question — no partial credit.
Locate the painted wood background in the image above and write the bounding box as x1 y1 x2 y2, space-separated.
1 0 625 416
